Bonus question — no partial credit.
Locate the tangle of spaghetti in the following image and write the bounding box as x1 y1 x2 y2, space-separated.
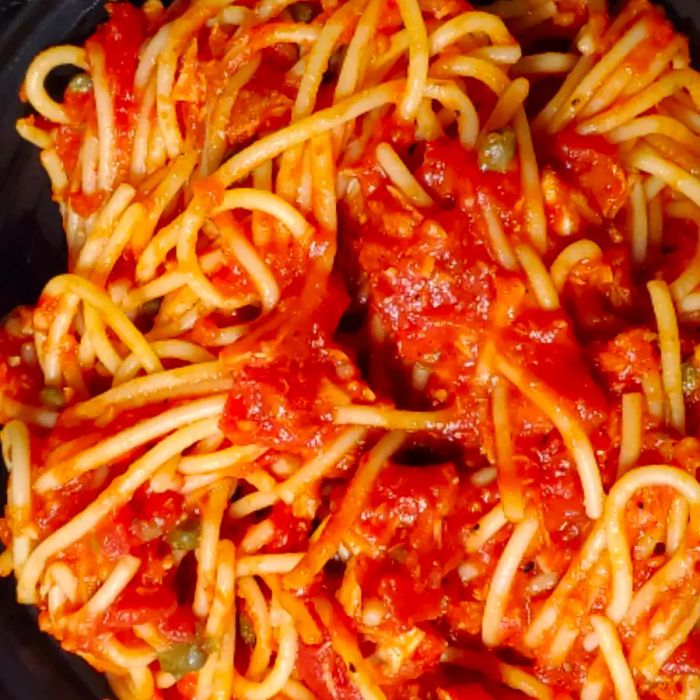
3 0 700 698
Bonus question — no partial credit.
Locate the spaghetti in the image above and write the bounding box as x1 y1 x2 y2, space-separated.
2 0 700 698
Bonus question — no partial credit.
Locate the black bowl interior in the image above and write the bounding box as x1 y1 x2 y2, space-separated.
0 6 114 698
0 1 699 698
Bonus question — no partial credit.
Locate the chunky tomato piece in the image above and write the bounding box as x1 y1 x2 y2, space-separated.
158 606 198 643
360 557 447 629
37 479 107 537
0 321 45 406
89 3 146 126
103 581 178 628
222 355 335 448
501 307 608 432
97 518 130 560
661 630 700 675
264 502 312 553
173 672 198 700
559 243 639 338
416 138 522 215
129 489 185 542
224 82 293 148
359 463 459 549
591 328 660 395
550 128 627 218
297 640 364 700
393 625 447 681
517 434 592 549
221 281 356 451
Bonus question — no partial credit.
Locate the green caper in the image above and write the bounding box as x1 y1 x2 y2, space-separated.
478 128 516 173
238 612 257 647
140 298 161 317
39 386 65 409
289 2 315 22
166 519 200 551
68 73 93 94
157 642 208 679
682 362 698 395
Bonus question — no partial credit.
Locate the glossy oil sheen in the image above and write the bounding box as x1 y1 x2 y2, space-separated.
0 1 697 698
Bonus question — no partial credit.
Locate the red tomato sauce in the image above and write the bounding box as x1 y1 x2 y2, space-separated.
546 127 627 219
86 3 147 183
8 2 700 698
89 3 146 128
